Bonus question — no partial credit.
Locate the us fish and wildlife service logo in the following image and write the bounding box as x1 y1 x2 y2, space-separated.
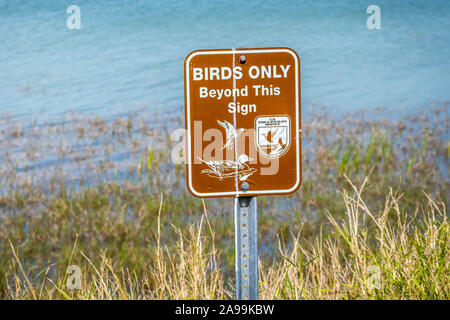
255 115 290 158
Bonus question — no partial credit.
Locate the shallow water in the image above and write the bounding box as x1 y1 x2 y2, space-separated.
1 0 449 121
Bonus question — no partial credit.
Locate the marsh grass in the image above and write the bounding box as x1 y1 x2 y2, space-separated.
0 106 448 299
3 179 448 300
262 179 448 299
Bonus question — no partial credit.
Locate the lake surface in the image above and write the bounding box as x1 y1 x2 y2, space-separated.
1 0 449 121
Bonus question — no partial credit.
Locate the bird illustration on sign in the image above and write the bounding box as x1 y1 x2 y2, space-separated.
217 120 245 150
198 154 256 181
198 120 256 181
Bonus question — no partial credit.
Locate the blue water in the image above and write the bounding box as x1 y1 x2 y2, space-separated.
1 0 449 121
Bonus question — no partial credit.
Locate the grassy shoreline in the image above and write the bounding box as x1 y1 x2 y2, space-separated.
0 107 448 299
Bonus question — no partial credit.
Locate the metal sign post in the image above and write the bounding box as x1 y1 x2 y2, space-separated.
235 196 258 300
184 47 302 301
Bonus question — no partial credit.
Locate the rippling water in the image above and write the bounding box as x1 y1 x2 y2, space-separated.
0 0 449 121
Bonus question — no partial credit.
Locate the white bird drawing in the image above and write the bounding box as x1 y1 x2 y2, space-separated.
217 120 245 150
198 154 256 181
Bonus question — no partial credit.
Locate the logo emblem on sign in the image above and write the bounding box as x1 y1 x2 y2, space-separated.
255 116 290 158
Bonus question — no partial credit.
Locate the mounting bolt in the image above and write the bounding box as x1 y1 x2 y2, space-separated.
238 55 246 64
241 182 249 192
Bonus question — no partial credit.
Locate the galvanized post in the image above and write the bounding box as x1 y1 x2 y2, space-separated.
234 196 258 300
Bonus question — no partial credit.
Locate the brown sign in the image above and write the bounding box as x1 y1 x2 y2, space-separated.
184 47 301 198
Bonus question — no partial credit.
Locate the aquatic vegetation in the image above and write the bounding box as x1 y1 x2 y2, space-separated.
0 105 448 299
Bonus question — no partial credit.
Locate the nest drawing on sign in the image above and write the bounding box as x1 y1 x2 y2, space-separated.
198 120 256 181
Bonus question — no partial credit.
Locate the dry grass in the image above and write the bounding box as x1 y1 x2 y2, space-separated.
4 178 448 299
260 178 448 299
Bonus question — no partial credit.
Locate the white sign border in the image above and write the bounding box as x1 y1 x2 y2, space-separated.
185 48 301 197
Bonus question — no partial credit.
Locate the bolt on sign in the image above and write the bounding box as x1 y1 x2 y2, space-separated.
184 47 301 198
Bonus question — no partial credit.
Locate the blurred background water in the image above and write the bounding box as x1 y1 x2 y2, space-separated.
0 0 449 122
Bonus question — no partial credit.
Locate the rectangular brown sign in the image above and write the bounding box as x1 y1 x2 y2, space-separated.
184 47 301 198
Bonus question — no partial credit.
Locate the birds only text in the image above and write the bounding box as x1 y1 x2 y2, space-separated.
194 65 291 115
